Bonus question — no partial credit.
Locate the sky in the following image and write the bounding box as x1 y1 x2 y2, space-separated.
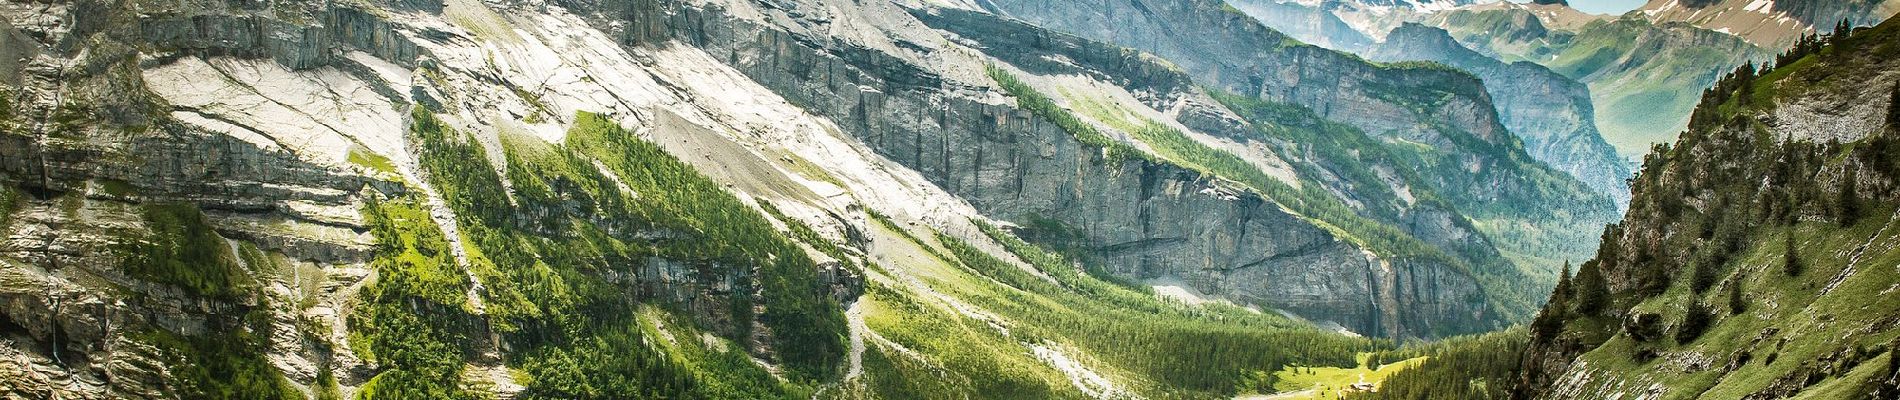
1544 0 1649 15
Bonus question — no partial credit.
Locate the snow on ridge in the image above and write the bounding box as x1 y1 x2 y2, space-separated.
1743 0 1775 14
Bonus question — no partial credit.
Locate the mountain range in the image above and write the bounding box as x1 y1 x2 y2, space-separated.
0 0 1890 398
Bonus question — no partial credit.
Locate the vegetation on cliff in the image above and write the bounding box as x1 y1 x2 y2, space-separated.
1359 16 1900 399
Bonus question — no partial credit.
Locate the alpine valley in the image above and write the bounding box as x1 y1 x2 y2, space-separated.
0 0 1893 399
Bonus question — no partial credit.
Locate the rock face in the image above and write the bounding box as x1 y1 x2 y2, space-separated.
1426 5 1774 158
0 0 1628 397
1638 0 1900 48
1225 0 1375 52
1514 18 1900 399
1368 23 1632 207
960 0 1619 304
613 0 1503 338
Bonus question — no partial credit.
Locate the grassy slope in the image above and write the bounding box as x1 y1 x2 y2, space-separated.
1271 354 1430 400
1559 20 1900 398
832 213 1382 399
1433 12 1770 158
1571 210 1900 398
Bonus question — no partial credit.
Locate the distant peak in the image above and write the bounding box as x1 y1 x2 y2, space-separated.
1530 0 1568 5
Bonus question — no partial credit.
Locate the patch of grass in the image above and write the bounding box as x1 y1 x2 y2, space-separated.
118 203 251 299
777 150 847 187
348 147 398 176
0 186 17 229
348 196 481 400
858 283 1084 399
985 66 1144 162
93 179 137 197
1272 354 1429 399
134 327 300 400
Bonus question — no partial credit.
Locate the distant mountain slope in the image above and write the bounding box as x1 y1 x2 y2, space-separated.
1427 4 1773 158
1638 0 1900 48
1226 0 1375 51
959 0 1625 323
1357 15 1900 400
1366 23 1632 207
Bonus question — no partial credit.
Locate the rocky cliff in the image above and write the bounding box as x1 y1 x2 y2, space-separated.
0 0 1605 398
956 0 1620 303
1426 5 1773 159
1226 0 1375 52
1514 17 1900 399
1368 22 1632 208
1638 0 1900 48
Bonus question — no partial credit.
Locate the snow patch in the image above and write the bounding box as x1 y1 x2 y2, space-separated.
1743 0 1774 14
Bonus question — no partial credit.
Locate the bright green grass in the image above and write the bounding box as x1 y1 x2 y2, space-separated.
348 147 398 175
1270 354 1430 399
1572 205 1900 398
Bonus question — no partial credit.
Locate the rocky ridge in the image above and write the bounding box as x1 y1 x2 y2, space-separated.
0 0 1603 397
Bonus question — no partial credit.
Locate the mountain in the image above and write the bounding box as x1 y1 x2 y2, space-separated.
1358 16 1900 399
1366 22 1633 207
1638 0 1900 48
1295 0 1490 41
0 0 1629 398
1225 0 1376 51
1426 3 1774 159
980 0 1622 301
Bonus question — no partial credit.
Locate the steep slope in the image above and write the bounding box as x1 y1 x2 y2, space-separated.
970 0 1620 312
1428 5 1773 158
1358 16 1900 400
0 0 1578 398
1225 0 1376 52
1290 0 1490 41
1366 22 1632 207
1638 0 1900 48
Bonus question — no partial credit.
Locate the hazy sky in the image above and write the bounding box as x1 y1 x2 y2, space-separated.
1546 0 1650 15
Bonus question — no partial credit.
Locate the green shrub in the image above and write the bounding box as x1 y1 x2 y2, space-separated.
120 203 250 299
135 327 299 400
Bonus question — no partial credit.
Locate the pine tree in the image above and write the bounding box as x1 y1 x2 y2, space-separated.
1727 276 1746 315
1839 167 1860 227
1833 19 1855 47
1555 261 1574 303
1676 302 1714 343
1532 264 1575 340
1691 257 1718 294
1575 260 1609 316
1736 63 1758 106
1783 230 1802 276
1886 83 1899 131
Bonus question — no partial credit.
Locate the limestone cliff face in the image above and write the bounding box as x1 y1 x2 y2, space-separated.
591 0 1504 338
0 0 1620 397
1369 23 1632 208
1225 0 1375 52
978 0 1511 149
1638 0 1899 48
976 0 1615 229
1 1 862 397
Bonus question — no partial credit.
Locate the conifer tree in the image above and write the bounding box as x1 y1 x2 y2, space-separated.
1575 260 1609 316
1737 63 1757 106
1783 230 1802 276
1555 261 1574 303
1676 301 1713 343
1727 275 1746 315
1887 83 1899 130
1532 264 1574 340
1839 167 1860 227
1833 20 1854 47
1691 257 1717 294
